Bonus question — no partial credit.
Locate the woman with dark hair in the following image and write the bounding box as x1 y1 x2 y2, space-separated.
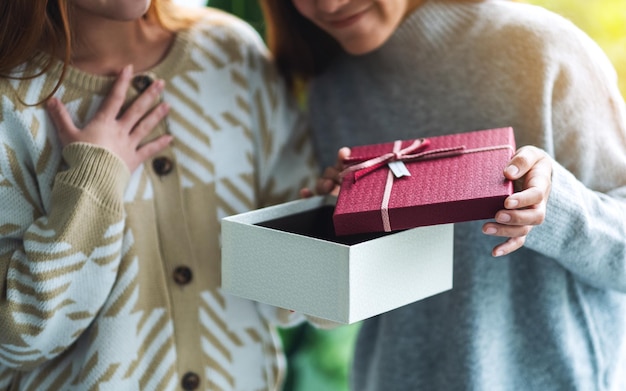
0 0 316 389
261 0 626 390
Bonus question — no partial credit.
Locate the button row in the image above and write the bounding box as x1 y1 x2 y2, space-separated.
134 74 197 391
131 74 173 178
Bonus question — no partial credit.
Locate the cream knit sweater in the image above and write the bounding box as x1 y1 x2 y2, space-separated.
0 9 315 391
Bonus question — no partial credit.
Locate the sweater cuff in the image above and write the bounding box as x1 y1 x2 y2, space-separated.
57 142 131 213
524 162 581 253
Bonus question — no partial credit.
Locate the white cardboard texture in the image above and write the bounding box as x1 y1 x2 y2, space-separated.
221 196 453 324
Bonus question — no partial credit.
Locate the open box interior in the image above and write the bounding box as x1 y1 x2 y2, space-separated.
255 205 398 246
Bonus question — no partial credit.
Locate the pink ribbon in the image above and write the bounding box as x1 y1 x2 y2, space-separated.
341 138 430 182
380 141 402 231
340 139 515 232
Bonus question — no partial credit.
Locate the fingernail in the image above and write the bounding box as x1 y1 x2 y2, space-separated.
124 64 133 75
484 227 497 235
494 250 505 257
507 199 519 208
505 165 519 176
497 213 511 223
46 98 57 109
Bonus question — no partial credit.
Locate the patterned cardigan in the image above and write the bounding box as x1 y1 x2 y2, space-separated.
0 9 316 391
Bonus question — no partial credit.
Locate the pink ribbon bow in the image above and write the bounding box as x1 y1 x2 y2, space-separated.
341 138 471 182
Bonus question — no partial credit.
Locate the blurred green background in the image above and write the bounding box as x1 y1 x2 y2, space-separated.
202 1 626 390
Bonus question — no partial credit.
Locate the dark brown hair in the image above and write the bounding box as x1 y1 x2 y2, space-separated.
260 0 342 88
0 0 192 103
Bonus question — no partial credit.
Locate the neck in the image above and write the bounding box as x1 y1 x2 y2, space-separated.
406 0 427 16
69 13 174 76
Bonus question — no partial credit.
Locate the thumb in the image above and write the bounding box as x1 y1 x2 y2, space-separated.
338 146 351 161
46 98 78 146
337 147 351 170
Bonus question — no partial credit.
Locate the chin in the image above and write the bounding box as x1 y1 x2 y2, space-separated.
341 39 388 56
115 0 152 20
338 31 392 56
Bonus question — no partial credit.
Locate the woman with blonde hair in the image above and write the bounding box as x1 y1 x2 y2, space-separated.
0 0 315 389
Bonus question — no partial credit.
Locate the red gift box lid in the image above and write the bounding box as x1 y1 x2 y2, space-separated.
333 127 516 235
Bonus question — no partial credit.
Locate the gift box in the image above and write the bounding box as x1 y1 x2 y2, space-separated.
221 195 453 324
333 127 516 236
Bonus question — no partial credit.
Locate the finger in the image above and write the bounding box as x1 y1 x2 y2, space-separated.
120 79 165 127
482 222 532 238
504 146 545 180
321 165 341 183
300 188 314 199
337 147 351 170
319 165 342 188
522 158 552 192
129 102 170 144
46 98 79 144
504 185 546 210
494 207 546 226
491 236 526 257
134 135 173 166
99 64 134 118
315 177 336 195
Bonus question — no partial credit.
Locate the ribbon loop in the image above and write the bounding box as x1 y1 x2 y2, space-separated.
341 138 429 182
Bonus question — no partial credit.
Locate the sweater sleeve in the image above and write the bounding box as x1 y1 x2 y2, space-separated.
0 104 130 370
522 20 626 292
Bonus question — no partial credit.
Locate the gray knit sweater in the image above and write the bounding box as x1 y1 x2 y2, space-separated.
308 1 626 390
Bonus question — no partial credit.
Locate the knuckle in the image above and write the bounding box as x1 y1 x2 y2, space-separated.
109 89 127 104
520 225 533 236
532 187 546 201
323 167 336 177
508 236 524 248
514 154 532 169
92 111 107 122
133 122 146 134
534 213 546 225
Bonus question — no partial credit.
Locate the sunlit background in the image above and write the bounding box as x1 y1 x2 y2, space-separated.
173 1 626 390
175 0 626 94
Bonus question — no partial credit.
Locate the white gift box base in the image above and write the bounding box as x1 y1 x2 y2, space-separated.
221 196 454 324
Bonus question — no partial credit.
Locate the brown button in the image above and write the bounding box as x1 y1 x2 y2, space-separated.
132 74 154 93
181 372 200 390
173 266 193 285
152 156 174 176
